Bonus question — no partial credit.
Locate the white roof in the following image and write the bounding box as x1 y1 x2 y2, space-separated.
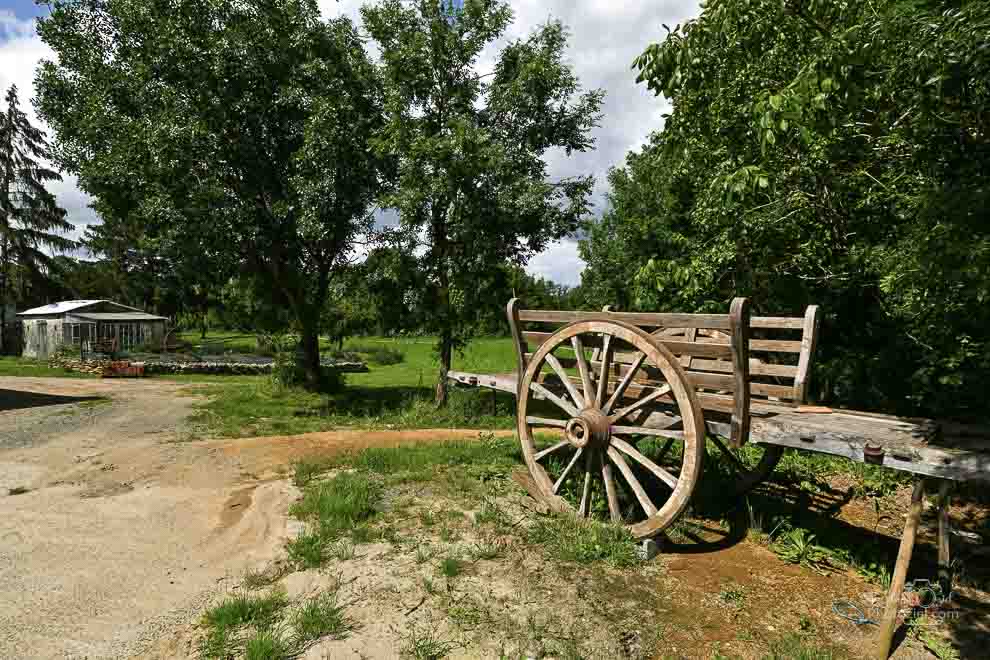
18 300 144 316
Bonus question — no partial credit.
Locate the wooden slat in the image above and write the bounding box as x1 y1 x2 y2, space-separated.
517 309 732 330
695 336 803 353
522 331 735 359
792 305 821 403
751 316 805 330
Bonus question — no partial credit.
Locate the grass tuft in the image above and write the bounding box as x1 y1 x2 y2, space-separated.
293 590 353 643
525 515 638 567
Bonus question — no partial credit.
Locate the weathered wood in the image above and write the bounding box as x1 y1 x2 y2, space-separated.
516 319 706 539
793 305 821 402
937 480 952 594
875 480 925 660
729 297 751 448
517 308 733 330
507 298 526 393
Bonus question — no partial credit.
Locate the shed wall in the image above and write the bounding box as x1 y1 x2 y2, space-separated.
22 318 64 359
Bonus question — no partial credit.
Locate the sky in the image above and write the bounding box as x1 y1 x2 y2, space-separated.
0 0 700 287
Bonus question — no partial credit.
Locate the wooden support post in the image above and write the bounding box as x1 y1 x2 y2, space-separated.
937 480 952 595
875 480 925 660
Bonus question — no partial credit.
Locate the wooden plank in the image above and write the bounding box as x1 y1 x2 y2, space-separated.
793 305 821 403
522 331 735 359
729 297 751 448
751 316 806 330
695 336 803 353
507 298 527 387
517 309 732 330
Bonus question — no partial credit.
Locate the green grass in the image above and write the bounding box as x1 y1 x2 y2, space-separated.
293 591 352 642
286 471 381 568
185 335 518 438
764 633 848 659
525 514 639 567
0 356 96 378
200 590 290 659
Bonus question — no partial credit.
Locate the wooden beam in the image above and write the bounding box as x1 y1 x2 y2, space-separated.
875 480 925 660
729 297 751 448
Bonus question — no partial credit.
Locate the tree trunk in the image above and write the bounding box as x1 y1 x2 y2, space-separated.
435 329 452 406
300 322 321 391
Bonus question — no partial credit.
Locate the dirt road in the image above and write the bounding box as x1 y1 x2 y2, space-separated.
0 377 499 659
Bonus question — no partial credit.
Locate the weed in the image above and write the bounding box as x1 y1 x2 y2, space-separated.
200 590 289 659
293 590 353 643
469 535 506 561
244 626 293 660
400 622 459 659
329 539 357 561
909 616 959 660
525 515 638 567
286 531 325 569
415 544 434 564
423 577 438 595
772 527 829 569
438 525 460 542
719 584 746 607
290 471 380 538
474 497 511 530
764 633 845 659
419 510 437 527
243 563 289 590
204 590 288 630
292 457 334 487
439 556 463 579
349 523 376 543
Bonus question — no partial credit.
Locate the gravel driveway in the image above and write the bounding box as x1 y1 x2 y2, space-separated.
0 378 296 660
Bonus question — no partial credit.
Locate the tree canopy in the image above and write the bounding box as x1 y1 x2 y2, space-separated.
362 0 603 404
581 0 990 420
35 0 389 387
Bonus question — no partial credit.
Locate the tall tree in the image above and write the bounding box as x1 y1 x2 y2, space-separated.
582 0 990 419
363 0 603 405
35 0 389 388
0 85 75 353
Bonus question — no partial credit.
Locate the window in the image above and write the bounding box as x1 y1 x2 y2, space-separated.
72 324 81 342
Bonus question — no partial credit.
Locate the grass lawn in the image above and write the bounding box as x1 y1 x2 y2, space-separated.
0 356 97 378
186 336 520 438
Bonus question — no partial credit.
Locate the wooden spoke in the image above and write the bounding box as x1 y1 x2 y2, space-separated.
709 434 747 474
607 447 658 517
530 381 579 417
553 448 584 494
602 460 622 523
612 426 684 440
571 336 595 407
602 352 647 415
545 353 585 411
578 451 593 517
595 333 613 408
610 384 672 423
611 437 678 489
526 416 568 428
534 440 570 461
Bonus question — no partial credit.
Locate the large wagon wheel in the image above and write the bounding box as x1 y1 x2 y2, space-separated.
517 320 705 539
654 327 784 496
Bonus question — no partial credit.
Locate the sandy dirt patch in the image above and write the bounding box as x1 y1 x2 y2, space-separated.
0 377 499 660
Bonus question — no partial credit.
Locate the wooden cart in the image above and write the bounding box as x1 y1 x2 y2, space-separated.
448 298 990 660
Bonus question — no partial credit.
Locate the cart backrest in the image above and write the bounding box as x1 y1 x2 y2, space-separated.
507 298 820 445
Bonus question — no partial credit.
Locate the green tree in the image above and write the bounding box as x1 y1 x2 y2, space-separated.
35 0 389 388
0 84 75 353
362 0 604 404
582 0 990 419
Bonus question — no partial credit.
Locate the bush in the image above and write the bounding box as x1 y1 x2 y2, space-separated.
345 343 404 366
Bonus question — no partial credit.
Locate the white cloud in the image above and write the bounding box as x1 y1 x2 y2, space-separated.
2 1 702 282
526 239 584 287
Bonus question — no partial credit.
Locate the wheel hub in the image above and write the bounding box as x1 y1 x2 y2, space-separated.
565 408 611 450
